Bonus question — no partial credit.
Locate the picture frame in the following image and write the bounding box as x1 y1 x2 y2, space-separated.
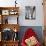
8 16 18 24
25 6 36 20
2 10 9 15
9 10 18 15
2 16 8 24
2 16 18 24
1 28 13 41
1 28 18 41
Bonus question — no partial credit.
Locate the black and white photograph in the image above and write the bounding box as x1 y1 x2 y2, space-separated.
25 6 36 20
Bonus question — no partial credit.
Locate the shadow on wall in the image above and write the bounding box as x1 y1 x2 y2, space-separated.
18 26 44 44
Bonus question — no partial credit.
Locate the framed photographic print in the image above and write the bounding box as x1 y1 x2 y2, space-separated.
9 10 18 15
1 28 13 41
2 16 18 24
25 6 36 20
2 16 8 24
2 10 9 15
8 16 18 24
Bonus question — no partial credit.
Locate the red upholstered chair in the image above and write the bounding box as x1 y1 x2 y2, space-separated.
21 28 41 46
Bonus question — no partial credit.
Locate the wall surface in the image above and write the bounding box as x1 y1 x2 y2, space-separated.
0 0 44 26
18 26 44 44
18 0 44 26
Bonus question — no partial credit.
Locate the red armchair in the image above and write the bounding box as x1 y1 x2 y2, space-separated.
21 28 41 46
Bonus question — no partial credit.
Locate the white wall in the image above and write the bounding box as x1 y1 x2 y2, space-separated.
17 0 44 26
0 0 44 26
